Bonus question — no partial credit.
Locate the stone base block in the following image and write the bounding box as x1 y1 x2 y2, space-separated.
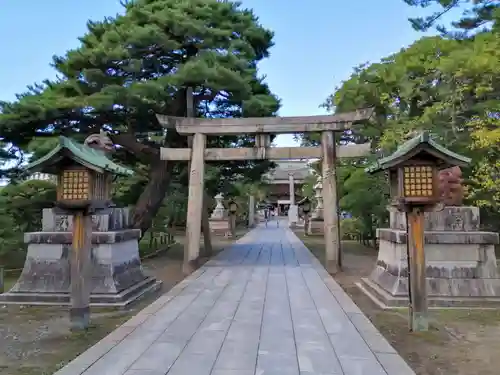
358 223 500 309
0 277 162 308
357 278 500 309
43 207 132 232
209 219 230 236
308 220 324 235
0 229 161 308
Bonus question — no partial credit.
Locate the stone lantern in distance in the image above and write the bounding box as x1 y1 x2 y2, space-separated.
227 199 238 238
298 197 312 235
308 177 324 235
228 199 238 215
366 131 470 332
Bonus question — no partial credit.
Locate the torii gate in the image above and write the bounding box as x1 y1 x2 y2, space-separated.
157 106 374 274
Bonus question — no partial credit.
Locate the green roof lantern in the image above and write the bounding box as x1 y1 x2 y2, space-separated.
26 135 133 176
298 196 312 214
25 135 133 211
366 131 471 174
366 131 471 206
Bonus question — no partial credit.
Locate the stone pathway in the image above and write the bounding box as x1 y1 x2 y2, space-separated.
54 222 415 375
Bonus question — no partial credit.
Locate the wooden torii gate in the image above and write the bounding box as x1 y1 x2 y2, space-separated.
157 108 374 274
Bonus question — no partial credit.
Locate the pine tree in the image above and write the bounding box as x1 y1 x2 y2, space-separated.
403 0 500 37
0 0 280 233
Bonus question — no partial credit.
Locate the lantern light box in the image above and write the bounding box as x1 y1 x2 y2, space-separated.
298 197 312 214
366 131 471 207
25 136 133 211
228 199 238 214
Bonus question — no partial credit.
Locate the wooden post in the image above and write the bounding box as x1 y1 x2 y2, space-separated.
186 87 212 259
0 266 4 294
70 211 92 331
304 213 310 236
201 192 213 257
229 213 237 238
406 207 428 332
184 132 206 274
321 131 341 273
248 195 255 228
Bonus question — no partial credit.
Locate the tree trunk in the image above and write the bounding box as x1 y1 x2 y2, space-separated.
131 159 175 237
109 127 184 238
108 88 190 237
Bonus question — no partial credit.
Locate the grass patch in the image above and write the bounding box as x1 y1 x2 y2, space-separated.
432 309 500 326
2 311 130 375
2 276 18 292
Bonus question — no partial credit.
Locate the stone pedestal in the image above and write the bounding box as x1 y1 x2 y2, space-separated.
288 204 299 228
209 219 231 236
0 208 162 307
358 207 500 308
209 193 231 236
308 219 325 235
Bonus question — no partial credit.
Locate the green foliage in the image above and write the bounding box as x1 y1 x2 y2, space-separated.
0 214 23 258
0 180 56 233
338 165 388 242
340 218 363 240
403 0 500 36
0 180 56 266
312 7 500 237
300 173 318 203
225 181 269 222
0 0 280 234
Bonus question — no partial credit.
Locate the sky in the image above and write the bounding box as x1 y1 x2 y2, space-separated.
0 0 458 147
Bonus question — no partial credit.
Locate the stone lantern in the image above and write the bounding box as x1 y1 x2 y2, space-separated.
211 193 227 220
209 193 230 236
227 199 238 238
298 197 312 235
362 131 476 332
0 135 161 329
228 199 238 215
308 176 324 235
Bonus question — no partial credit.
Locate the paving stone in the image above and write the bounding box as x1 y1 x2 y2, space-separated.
157 281 227 342
123 370 166 375
211 370 254 375
122 312 153 328
226 322 261 343
183 329 227 356
347 312 379 333
54 337 119 374
82 338 154 375
296 341 343 375
214 338 259 370
166 352 217 375
100 325 136 343
329 332 374 359
199 272 250 331
129 341 183 371
57 224 417 375
338 356 388 375
359 331 397 354
376 352 415 375
256 350 299 374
